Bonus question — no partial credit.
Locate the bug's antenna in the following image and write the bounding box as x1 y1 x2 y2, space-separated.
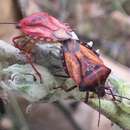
0 22 17 24
106 92 130 100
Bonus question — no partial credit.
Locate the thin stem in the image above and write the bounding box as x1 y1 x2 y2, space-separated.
0 22 17 24
98 95 101 127
54 101 84 130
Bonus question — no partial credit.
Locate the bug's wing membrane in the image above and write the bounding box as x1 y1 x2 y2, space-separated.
76 44 111 91
63 40 82 84
64 52 81 85
78 57 111 91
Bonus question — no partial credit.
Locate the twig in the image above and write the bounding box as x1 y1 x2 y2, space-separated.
54 101 85 130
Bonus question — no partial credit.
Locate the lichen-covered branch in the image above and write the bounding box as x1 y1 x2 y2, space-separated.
0 40 130 129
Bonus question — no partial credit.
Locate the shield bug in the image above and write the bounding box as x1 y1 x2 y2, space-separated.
60 39 111 98
60 39 130 100
0 12 74 82
58 39 130 126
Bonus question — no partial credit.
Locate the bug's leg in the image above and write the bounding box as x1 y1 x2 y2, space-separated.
25 54 43 83
84 91 89 103
53 74 69 78
105 87 125 102
80 41 88 46
104 87 116 101
12 35 25 48
64 85 77 92
80 41 93 48
53 85 77 92
108 88 116 101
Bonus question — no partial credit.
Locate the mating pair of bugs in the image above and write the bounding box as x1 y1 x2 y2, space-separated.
0 12 129 103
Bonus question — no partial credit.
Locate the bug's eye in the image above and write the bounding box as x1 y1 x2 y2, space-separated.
16 23 21 29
